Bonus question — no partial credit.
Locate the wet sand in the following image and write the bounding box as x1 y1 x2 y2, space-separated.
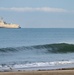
0 69 74 75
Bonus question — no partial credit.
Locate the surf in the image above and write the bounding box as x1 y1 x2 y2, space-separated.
0 43 74 53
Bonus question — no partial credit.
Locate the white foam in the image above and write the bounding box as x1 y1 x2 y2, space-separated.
0 60 74 70
11 60 74 69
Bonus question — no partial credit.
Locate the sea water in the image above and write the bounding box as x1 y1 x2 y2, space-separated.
0 28 74 71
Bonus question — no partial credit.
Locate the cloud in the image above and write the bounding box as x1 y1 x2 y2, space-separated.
0 7 68 13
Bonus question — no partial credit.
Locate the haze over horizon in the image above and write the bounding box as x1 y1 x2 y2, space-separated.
0 0 74 28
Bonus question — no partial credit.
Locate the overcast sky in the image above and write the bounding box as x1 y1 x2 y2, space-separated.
0 0 74 28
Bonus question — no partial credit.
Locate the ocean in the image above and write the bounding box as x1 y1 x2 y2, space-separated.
0 28 74 71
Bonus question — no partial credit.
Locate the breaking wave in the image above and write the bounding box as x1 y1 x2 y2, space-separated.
0 60 74 71
0 43 74 53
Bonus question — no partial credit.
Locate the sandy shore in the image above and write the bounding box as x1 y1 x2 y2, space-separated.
0 70 74 75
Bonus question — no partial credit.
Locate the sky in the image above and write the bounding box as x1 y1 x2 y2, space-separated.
0 0 74 28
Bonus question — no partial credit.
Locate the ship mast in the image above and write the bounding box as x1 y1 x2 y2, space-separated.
0 17 3 22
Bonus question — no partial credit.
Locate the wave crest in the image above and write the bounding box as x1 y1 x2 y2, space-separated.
33 43 74 53
0 43 74 53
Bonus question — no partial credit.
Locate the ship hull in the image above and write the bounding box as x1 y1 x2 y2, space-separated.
0 24 21 28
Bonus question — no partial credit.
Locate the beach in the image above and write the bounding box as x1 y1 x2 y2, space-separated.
0 69 74 75
0 0 74 74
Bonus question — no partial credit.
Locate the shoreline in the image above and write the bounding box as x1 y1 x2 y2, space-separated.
0 68 74 75
1 66 74 72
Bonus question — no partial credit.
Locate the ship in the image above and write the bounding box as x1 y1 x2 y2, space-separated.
0 18 21 28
